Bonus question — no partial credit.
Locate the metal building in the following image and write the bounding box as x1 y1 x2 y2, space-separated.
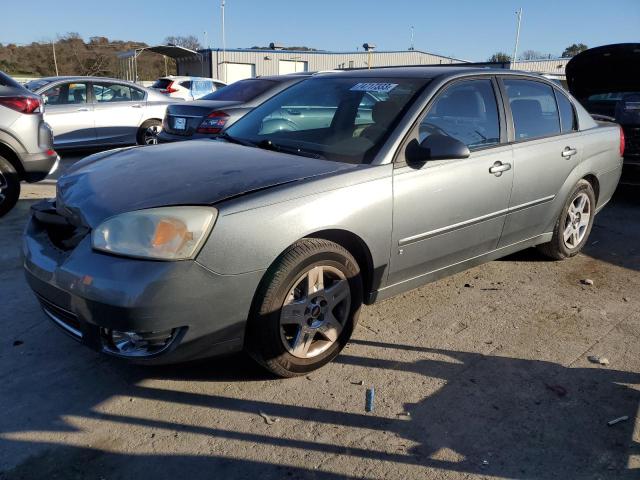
176 48 465 83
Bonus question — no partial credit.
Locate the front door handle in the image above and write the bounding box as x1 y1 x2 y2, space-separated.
489 161 512 177
561 146 577 158
131 104 142 108
76 107 89 112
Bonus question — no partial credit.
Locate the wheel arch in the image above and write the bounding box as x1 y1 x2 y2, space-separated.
582 173 600 203
0 141 25 179
304 229 376 305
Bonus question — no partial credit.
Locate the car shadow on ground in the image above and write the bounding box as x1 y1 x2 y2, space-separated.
1 339 638 479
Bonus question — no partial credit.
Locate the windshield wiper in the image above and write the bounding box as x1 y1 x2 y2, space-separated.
257 139 326 160
217 132 256 147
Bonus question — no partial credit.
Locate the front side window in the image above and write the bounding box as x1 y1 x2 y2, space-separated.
93 83 133 103
504 79 561 140
226 77 429 164
556 91 577 132
419 79 500 149
43 82 87 105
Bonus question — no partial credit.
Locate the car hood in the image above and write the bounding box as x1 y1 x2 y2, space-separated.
566 43 640 100
56 141 355 228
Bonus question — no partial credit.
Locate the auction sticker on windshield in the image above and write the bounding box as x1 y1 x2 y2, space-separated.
350 83 398 93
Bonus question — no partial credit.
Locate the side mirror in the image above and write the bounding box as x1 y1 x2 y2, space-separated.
405 133 470 163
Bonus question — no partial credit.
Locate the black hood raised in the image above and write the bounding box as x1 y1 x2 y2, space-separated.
566 43 640 100
57 140 355 227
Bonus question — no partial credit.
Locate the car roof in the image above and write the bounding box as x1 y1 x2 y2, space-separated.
35 76 140 84
318 66 548 81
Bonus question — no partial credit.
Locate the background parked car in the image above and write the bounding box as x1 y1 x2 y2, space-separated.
0 70 57 216
25 76 177 148
158 74 311 143
150 76 226 101
566 43 640 184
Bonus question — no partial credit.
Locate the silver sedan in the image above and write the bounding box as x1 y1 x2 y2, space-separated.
23 67 623 377
26 76 178 148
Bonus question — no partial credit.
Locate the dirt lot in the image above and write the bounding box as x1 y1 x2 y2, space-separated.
1 155 639 479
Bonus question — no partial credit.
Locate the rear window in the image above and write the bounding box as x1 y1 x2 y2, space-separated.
202 79 277 102
151 79 173 89
0 71 22 88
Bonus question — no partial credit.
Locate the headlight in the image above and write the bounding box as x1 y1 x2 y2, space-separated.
92 206 217 260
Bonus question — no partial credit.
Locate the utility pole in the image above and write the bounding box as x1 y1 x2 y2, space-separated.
512 8 523 68
409 26 415 51
221 0 226 81
51 40 59 76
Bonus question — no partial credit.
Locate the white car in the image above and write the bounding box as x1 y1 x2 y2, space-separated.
150 76 227 101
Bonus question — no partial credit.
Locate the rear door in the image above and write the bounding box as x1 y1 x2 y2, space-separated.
389 77 513 285
497 77 582 246
91 82 145 145
42 81 95 147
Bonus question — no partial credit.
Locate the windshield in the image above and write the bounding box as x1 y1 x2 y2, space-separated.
202 78 277 102
25 79 54 91
225 76 430 164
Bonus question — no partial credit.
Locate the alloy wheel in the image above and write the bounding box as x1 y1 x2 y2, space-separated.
144 125 161 145
563 192 591 249
279 265 351 359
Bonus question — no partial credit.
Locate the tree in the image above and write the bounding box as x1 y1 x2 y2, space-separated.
561 43 588 58
488 52 512 63
520 50 542 60
164 35 202 51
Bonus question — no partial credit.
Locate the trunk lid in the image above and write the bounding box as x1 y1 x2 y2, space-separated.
163 100 243 136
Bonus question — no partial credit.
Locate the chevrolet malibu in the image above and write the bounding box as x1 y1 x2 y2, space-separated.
23 67 624 377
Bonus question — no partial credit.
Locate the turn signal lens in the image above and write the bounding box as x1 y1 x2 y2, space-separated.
620 126 625 157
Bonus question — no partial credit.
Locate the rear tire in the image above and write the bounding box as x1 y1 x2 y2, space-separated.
137 119 162 145
537 179 596 260
246 238 363 377
0 156 20 217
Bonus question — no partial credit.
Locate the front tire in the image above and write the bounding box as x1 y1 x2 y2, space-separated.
246 238 363 377
137 119 162 145
0 156 20 217
537 179 596 260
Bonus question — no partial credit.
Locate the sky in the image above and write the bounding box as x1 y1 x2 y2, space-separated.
1 0 638 61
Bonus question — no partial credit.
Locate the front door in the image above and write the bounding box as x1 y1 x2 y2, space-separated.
42 82 95 148
497 78 582 246
91 82 145 145
389 77 513 286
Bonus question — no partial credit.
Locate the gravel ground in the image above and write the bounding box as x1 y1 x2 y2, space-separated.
1 153 639 479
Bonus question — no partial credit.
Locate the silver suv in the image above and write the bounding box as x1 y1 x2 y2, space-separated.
0 71 57 216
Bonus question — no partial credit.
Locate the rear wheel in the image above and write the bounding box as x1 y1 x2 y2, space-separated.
537 179 596 260
246 238 363 377
0 156 20 217
137 119 162 145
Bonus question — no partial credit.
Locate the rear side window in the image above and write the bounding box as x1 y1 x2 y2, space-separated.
93 83 134 102
504 79 561 140
420 78 501 149
180 81 192 89
555 91 577 132
202 79 277 101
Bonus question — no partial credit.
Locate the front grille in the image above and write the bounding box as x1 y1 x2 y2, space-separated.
31 200 89 251
37 294 83 338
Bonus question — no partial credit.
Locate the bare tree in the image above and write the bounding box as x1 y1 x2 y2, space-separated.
164 35 202 51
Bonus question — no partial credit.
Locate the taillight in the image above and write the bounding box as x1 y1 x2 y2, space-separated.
160 81 178 94
197 111 229 134
620 126 625 157
0 96 41 114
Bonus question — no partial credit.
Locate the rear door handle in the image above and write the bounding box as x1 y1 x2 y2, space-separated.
131 104 142 108
561 147 577 158
76 108 89 112
489 161 512 177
